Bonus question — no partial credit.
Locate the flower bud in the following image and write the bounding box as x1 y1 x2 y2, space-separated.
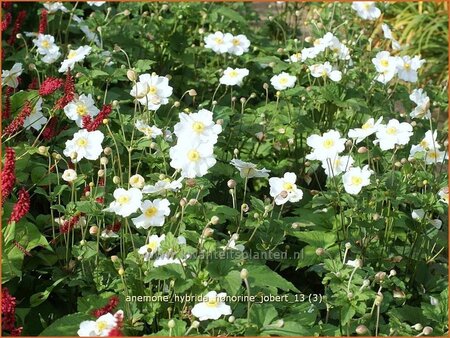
202 227 214 237
186 178 196 187
89 225 98 235
263 83 269 90
179 198 187 207
38 146 49 155
240 268 249 279
375 271 387 282
188 198 197 206
412 323 423 331
423 327 433 335
389 269 397 277
315 248 325 256
210 216 220 225
375 293 383 305
345 242 352 249
103 147 112 155
188 89 197 96
111 255 119 263
70 152 78 160
228 316 235 323
241 203 249 212
98 169 105 177
191 320 200 328
127 69 137 82
227 179 236 189
173 101 180 107
357 146 368 154
113 176 120 184
356 325 368 335
168 319 175 329
118 267 125 275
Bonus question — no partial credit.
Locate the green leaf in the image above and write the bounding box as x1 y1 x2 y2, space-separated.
221 270 242 296
249 304 278 327
39 313 92 336
291 231 337 249
247 264 299 292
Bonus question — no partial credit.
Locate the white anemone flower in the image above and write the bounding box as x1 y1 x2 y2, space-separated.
351 2 381 20
135 120 163 139
77 311 122 337
374 119 413 150
230 159 270 178
372 51 398 84
44 2 68 13
174 109 222 144
381 23 402 50
64 94 100 127
191 291 232 321
270 72 296 90
24 98 47 130
130 73 173 111
59 45 92 73
269 172 303 205
169 142 217 178
309 62 342 82
32 34 58 55
63 129 104 163
87 1 106 6
204 31 233 54
342 165 372 195
104 188 143 217
131 198 171 229
226 34 250 56
409 130 440 157
219 67 249 86
409 88 431 119
138 234 165 261
306 130 346 161
142 178 183 194
2 63 23 88
321 155 354 178
348 117 383 144
396 55 425 83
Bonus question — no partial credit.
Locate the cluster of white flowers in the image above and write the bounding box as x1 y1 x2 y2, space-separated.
130 73 173 111
372 51 425 84
204 31 250 56
59 45 92 73
32 34 61 64
300 32 351 62
351 1 381 20
169 109 222 178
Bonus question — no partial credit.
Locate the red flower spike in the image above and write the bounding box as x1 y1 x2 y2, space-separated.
8 187 30 223
7 10 26 45
39 77 64 96
83 104 112 131
1 147 16 204
38 9 47 34
3 101 33 136
1 12 12 32
54 70 75 110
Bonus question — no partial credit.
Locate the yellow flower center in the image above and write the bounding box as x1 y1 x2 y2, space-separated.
192 121 205 133
404 63 411 70
131 176 141 184
351 176 362 185
313 39 321 46
232 38 240 46
41 40 50 48
321 70 328 77
214 37 223 44
187 150 200 162
146 240 158 252
420 140 429 148
386 127 397 135
145 206 158 218
283 182 294 191
117 195 130 205
68 50 77 59
380 59 389 67
242 167 255 177
323 139 334 149
362 122 372 130
228 70 239 78
147 85 158 95
279 77 288 85
363 3 370 10
428 151 438 159
206 298 218 307
96 321 108 332
76 104 88 116
76 137 88 147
